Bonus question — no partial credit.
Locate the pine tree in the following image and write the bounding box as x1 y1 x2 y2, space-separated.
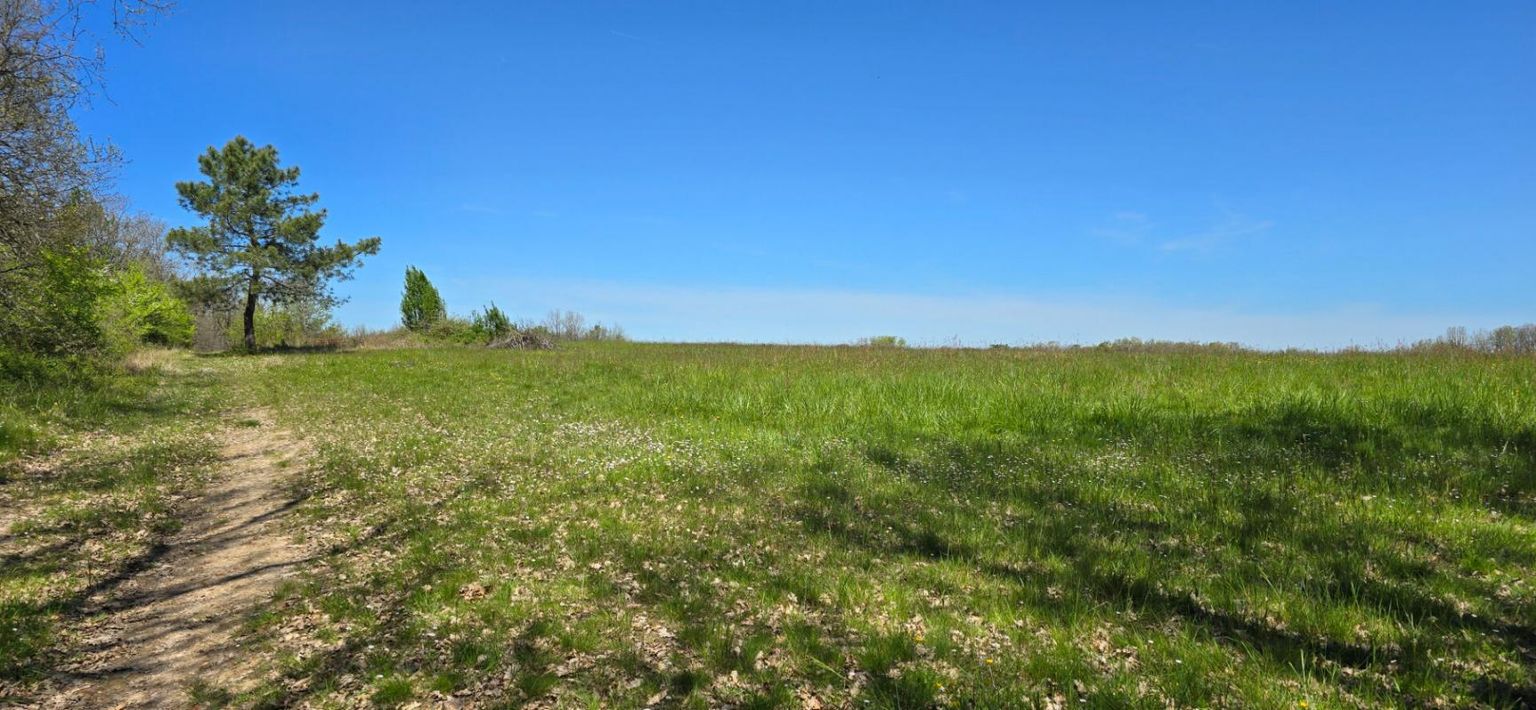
167 136 380 350
401 266 447 332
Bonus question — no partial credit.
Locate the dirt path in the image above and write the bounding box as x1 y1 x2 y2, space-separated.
43 412 310 708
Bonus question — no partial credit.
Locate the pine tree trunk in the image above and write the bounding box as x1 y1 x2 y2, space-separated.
242 274 258 351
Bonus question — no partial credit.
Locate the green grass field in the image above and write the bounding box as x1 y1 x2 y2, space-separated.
4 344 1535 707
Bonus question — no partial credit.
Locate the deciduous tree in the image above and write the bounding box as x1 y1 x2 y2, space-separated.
1 0 171 359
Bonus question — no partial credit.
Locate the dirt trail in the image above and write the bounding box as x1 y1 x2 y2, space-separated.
44 412 310 708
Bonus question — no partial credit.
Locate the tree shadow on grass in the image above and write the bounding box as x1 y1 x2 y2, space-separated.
194 344 344 357
243 537 701 708
793 459 1536 707
1083 397 1536 510
0 439 220 688
864 393 1536 514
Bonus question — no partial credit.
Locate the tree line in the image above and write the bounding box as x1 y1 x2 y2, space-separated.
1 0 187 369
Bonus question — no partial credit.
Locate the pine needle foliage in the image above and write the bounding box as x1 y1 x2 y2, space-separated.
167 136 380 350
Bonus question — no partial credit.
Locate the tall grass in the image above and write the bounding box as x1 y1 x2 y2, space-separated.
216 343 1535 707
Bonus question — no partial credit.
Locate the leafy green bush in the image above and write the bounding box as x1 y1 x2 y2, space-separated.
425 316 479 344
0 246 109 357
471 303 513 342
420 305 518 346
222 301 345 349
98 266 194 352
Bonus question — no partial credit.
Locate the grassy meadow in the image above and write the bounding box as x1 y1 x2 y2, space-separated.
5 343 1536 707
223 343 1533 708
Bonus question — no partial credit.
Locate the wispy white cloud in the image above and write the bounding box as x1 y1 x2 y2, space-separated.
608 29 651 43
1089 211 1151 246
1158 215 1274 253
1091 209 1273 253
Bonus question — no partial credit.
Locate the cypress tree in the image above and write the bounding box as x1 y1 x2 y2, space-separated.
401 266 447 332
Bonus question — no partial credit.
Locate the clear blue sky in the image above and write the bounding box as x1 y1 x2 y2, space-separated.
77 2 1534 348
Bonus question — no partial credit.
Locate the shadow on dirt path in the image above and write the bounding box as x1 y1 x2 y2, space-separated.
42 411 310 708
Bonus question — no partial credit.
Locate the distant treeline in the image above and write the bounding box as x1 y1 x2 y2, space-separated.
1404 325 1536 356
846 331 1536 355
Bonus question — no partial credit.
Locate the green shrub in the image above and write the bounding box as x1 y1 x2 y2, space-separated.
425 316 479 344
424 306 518 346
471 303 513 342
98 266 194 352
0 247 109 357
222 301 344 349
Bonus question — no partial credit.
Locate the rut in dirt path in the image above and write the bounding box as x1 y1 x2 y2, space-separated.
46 412 312 709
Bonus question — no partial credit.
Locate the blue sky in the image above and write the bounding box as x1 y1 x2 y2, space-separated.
77 2 1535 347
